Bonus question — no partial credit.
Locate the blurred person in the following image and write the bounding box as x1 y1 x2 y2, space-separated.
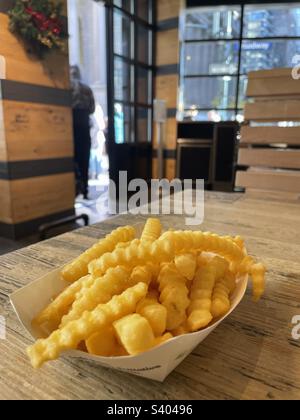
89 104 107 180
70 65 95 199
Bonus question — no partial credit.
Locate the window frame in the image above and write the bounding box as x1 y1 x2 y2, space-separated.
107 0 156 144
180 3 300 121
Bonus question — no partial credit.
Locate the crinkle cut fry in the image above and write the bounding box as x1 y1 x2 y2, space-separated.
141 218 162 243
90 231 244 277
34 275 92 329
163 232 245 264
89 238 175 277
60 266 131 327
27 282 148 368
61 226 136 282
187 257 228 332
236 256 266 301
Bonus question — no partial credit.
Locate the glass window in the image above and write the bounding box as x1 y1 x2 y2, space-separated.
183 76 237 110
137 107 151 142
114 11 131 57
114 103 133 144
238 76 248 109
244 3 300 38
111 1 154 144
114 57 133 102
183 110 237 122
137 66 151 105
183 6 241 40
137 24 152 64
114 0 133 14
241 39 300 74
137 0 152 23
180 3 300 122
183 41 239 76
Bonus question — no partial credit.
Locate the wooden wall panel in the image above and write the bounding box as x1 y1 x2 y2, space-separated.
155 0 182 181
155 75 178 109
0 101 7 161
157 29 179 66
10 173 75 223
3 100 73 161
152 158 158 179
247 68 300 97
0 13 69 89
240 126 300 145
166 159 176 181
238 148 300 170
157 0 181 21
0 180 12 224
236 170 300 193
0 1 75 237
151 158 176 181
244 100 300 121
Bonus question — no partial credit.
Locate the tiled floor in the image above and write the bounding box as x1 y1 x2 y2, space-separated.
0 179 110 257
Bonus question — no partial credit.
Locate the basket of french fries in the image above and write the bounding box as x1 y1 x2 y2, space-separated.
10 219 266 382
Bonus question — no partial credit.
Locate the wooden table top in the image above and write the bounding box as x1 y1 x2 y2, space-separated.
0 192 299 400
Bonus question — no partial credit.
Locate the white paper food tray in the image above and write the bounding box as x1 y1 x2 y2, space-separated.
10 223 248 382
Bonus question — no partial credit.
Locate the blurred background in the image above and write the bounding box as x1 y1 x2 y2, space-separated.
1 0 300 253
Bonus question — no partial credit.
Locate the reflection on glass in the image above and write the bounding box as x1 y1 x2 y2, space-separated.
114 0 133 13
137 67 151 104
183 76 237 110
183 110 237 122
183 6 241 40
114 11 131 57
241 39 300 73
238 76 248 109
184 41 239 75
137 0 152 23
114 103 132 144
137 24 151 64
137 107 150 142
244 3 300 38
114 57 133 102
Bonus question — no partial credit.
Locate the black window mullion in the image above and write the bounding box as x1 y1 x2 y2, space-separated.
113 4 156 30
235 4 244 116
110 0 154 144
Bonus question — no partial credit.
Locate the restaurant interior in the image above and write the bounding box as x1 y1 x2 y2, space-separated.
0 0 299 401
0 0 300 248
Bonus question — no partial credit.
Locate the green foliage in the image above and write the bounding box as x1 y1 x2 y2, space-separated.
8 0 67 57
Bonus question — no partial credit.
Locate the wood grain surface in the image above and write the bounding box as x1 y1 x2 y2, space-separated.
0 192 299 400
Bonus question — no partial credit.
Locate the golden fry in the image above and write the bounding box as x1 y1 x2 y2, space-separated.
211 273 234 319
175 253 197 281
141 218 162 243
187 256 229 332
154 333 173 347
34 275 92 332
89 238 175 277
27 282 148 368
60 266 131 327
27 220 266 367
158 263 190 331
251 263 266 302
136 294 167 337
86 326 119 357
61 226 136 282
114 314 155 355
